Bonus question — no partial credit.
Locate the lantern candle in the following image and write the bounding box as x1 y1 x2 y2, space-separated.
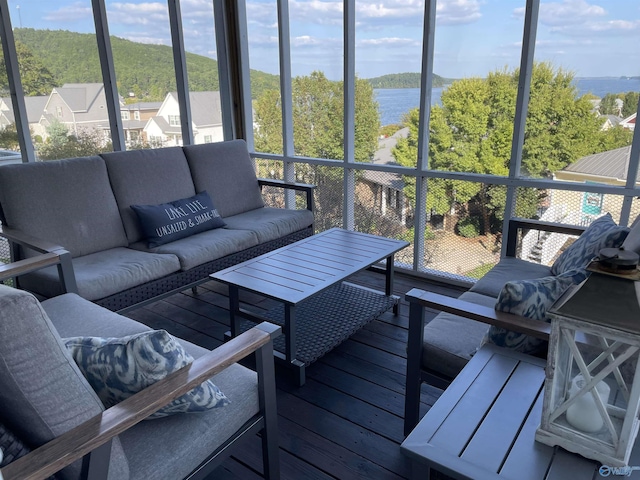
565 374 611 433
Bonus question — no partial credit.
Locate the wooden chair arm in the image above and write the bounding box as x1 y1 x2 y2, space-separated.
1 322 281 480
0 226 67 255
406 288 550 341
0 252 67 283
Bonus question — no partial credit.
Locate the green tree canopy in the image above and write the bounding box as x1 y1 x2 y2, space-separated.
599 91 639 118
0 41 57 96
253 71 380 230
393 62 627 235
38 119 112 160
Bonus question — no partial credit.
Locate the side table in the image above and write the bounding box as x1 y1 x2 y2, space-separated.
401 345 640 479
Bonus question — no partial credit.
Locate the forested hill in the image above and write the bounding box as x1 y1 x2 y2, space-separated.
14 28 279 100
366 72 452 88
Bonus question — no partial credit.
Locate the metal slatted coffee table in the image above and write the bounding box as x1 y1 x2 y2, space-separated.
210 228 408 385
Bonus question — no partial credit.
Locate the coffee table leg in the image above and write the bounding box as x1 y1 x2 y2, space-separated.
386 255 398 315
284 304 306 386
229 285 240 337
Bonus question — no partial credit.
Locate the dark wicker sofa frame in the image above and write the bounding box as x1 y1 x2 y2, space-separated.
1 178 315 313
403 218 588 435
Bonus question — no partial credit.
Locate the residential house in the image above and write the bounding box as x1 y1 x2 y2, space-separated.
359 127 411 226
552 145 639 225
143 91 223 147
0 95 49 140
120 101 161 146
599 114 622 131
39 83 113 142
619 112 637 131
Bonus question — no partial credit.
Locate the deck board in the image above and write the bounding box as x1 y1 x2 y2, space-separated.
125 269 467 479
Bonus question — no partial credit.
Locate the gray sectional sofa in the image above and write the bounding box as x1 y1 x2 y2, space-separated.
0 140 315 311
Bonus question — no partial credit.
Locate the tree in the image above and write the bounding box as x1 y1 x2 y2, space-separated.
253 71 380 230
0 123 20 150
0 41 57 96
38 119 112 160
599 91 639 118
393 62 615 235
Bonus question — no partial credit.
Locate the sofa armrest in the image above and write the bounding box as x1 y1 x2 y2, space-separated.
0 227 78 294
505 217 588 258
0 226 68 255
406 288 551 340
258 178 316 212
0 252 66 282
0 322 282 480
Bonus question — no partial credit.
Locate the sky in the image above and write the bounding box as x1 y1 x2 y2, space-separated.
8 0 640 81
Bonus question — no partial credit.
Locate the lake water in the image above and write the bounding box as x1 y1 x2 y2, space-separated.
375 77 640 126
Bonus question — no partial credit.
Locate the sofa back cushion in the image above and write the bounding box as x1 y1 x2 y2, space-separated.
0 285 129 479
102 147 196 244
183 140 265 218
0 157 128 257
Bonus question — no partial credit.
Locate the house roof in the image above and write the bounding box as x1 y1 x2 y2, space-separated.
123 101 162 112
558 145 639 184
363 127 409 189
53 83 105 113
166 91 222 127
620 112 636 129
1 95 49 124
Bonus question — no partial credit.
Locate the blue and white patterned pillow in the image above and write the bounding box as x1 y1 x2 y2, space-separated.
551 213 629 275
64 330 229 419
485 269 589 355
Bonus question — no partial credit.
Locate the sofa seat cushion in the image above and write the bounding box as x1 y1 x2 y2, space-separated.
102 147 197 244
0 156 128 257
183 140 265 218
20 248 181 301
43 291 260 480
0 286 129 480
422 291 494 379
121 362 258 479
223 206 315 243
469 257 552 298
130 227 259 271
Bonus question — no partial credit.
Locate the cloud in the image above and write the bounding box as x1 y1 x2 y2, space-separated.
514 0 605 26
436 0 482 25
288 0 343 26
358 37 421 48
43 2 93 22
551 19 640 35
246 2 279 29
107 2 168 26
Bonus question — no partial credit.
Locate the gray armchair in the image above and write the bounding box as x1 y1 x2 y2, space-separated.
0 250 281 480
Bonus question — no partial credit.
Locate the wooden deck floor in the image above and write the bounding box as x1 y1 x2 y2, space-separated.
125 269 467 480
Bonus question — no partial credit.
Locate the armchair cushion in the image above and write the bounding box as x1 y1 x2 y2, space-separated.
0 285 129 480
487 269 589 354
551 213 629 275
64 330 229 419
131 191 226 248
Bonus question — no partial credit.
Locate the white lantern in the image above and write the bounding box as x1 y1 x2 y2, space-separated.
536 271 640 466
